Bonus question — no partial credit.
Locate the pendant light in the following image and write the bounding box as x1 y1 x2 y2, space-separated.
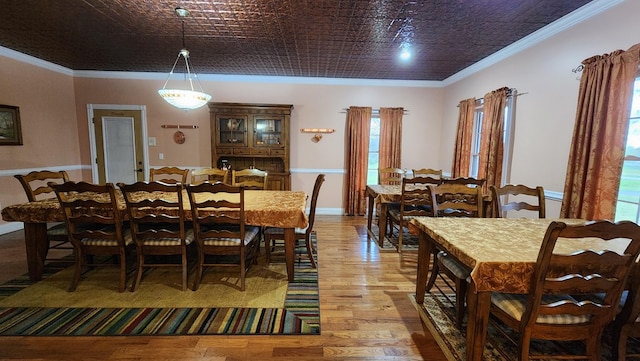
157 7 211 110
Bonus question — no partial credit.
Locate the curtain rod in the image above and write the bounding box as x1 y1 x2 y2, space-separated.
341 108 409 114
456 88 526 107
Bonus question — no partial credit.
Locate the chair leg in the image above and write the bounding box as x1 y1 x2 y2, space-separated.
192 247 204 291
118 252 127 293
240 250 246 291
131 251 144 292
68 250 84 292
305 234 316 268
181 247 187 291
425 251 439 293
455 277 467 329
397 221 404 253
613 326 630 361
265 235 272 264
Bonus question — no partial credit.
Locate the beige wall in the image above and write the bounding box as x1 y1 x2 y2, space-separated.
0 0 636 230
72 77 444 214
440 0 639 217
0 57 83 230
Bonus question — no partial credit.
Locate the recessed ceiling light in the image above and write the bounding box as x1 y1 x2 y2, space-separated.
400 49 412 61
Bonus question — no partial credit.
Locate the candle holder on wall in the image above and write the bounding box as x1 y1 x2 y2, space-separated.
300 128 335 143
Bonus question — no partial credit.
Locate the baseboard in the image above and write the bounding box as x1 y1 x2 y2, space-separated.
0 222 23 235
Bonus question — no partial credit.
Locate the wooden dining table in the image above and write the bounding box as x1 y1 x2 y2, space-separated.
1 189 308 283
409 217 610 361
365 184 407 246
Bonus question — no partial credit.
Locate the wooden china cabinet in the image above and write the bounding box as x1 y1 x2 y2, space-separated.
209 102 292 190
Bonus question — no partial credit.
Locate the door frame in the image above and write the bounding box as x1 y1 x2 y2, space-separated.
87 104 149 183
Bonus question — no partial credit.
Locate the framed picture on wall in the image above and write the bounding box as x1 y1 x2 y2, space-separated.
0 104 23 145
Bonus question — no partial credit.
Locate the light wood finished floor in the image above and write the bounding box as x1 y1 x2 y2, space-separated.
0 215 447 361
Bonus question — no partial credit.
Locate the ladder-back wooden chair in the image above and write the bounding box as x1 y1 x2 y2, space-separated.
264 174 325 268
491 220 640 360
411 168 442 179
51 181 133 292
426 182 484 328
15 170 71 260
186 182 261 291
149 166 189 184
118 181 193 291
490 184 545 218
231 168 268 190
191 167 228 185
387 176 440 252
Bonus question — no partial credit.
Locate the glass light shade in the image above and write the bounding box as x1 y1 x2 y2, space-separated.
158 89 211 110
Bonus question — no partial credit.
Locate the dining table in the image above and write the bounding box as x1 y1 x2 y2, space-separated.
365 184 403 246
410 217 603 361
1 189 308 283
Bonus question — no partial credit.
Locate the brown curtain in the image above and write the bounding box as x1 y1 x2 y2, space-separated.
478 87 509 190
452 98 476 178
379 107 404 169
561 44 640 220
344 106 372 216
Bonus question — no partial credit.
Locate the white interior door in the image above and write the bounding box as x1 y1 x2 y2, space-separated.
88 105 148 185
102 117 137 184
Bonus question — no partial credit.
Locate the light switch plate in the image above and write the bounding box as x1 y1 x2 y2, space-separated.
148 137 156 146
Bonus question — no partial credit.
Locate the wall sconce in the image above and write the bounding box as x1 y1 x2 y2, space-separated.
300 128 335 143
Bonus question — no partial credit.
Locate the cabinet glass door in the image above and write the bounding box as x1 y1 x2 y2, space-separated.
217 115 248 146
254 117 283 147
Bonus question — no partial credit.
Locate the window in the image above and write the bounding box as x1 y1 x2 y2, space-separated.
615 77 640 222
469 94 516 185
367 115 380 184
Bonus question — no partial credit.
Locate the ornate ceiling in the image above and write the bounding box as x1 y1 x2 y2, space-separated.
0 0 593 81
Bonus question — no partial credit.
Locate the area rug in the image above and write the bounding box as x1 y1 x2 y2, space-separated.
0 239 319 336
356 224 419 252
410 292 637 361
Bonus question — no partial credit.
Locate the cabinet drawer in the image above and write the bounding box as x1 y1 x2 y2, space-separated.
233 148 251 155
270 149 285 156
216 148 233 155
251 148 270 156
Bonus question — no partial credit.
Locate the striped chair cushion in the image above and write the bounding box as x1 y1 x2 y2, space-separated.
141 228 195 246
202 226 261 246
437 251 471 280
46 222 68 236
81 228 134 247
491 292 591 324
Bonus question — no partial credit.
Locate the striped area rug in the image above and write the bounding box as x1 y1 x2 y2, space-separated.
0 240 319 336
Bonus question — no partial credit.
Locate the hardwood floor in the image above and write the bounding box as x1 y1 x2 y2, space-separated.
0 215 447 361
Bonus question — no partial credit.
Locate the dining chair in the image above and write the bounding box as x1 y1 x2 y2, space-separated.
191 167 228 185
489 184 545 218
149 166 190 184
118 181 193 291
14 170 71 260
441 176 485 188
378 167 405 185
490 220 640 361
425 182 484 328
411 168 442 179
613 264 640 361
387 176 440 252
51 181 133 292
264 174 325 268
231 168 268 190
186 182 261 291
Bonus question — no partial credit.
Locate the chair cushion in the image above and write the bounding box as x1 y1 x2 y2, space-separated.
263 226 307 236
140 228 194 246
202 226 261 246
437 251 471 280
81 228 134 247
491 292 591 324
46 222 68 236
